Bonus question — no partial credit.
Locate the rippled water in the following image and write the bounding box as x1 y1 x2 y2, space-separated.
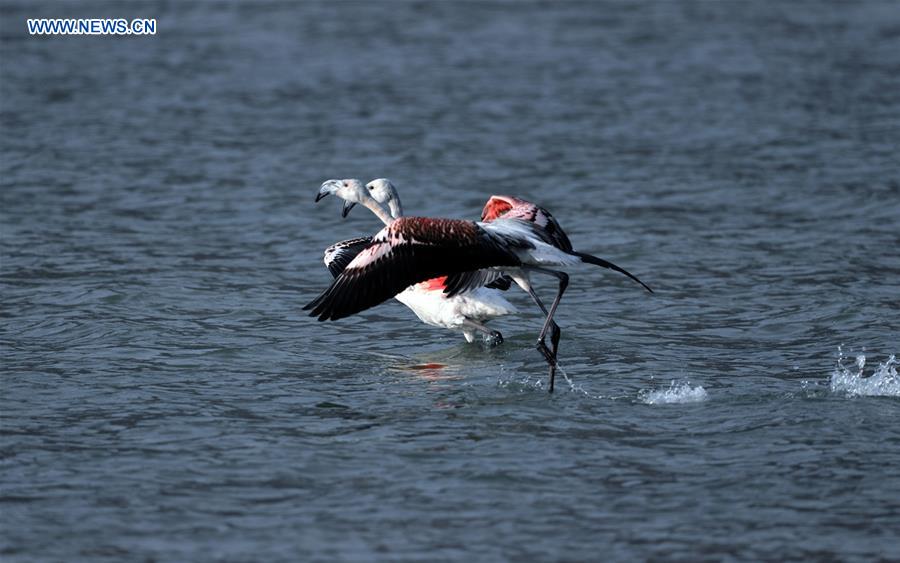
2 2 899 561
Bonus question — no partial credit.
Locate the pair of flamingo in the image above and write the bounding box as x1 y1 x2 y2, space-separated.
308 178 652 392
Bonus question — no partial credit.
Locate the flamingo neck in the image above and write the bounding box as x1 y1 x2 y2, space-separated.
361 198 396 226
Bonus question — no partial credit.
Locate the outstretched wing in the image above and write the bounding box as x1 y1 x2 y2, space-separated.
323 237 372 278
304 217 522 321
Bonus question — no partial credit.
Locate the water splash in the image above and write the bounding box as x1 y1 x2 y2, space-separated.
495 361 609 399
831 347 899 398
557 362 594 396
640 381 708 405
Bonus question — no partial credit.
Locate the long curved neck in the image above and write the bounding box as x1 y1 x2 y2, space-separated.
360 197 395 226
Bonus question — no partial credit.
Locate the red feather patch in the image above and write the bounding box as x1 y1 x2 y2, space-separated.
418 276 448 291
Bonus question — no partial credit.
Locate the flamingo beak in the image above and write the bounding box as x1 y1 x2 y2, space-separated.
341 200 357 218
316 179 341 202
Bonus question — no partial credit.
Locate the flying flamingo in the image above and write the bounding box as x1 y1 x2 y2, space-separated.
306 182 653 392
314 178 516 345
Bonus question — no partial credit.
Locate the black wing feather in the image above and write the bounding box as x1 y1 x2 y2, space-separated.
574 251 654 293
443 270 508 297
541 213 572 252
485 275 513 291
323 237 373 278
305 221 521 321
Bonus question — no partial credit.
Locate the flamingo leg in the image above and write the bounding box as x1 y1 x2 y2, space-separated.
549 322 561 391
527 268 570 393
521 286 559 360
462 319 503 346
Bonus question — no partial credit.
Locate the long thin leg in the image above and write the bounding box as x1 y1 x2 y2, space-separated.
462 319 503 346
527 268 570 393
549 322 561 390
509 274 560 365
535 270 569 344
525 285 560 367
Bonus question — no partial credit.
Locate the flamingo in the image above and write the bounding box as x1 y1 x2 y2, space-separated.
314 178 516 345
306 183 653 392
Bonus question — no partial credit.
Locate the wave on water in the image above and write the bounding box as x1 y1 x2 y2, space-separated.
640 381 708 405
831 348 899 398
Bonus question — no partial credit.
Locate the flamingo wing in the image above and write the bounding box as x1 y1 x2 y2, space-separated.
533 208 573 253
323 237 373 278
485 275 513 291
481 195 573 252
442 270 509 297
304 217 522 321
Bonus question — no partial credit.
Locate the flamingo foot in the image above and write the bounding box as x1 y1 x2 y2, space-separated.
486 330 504 347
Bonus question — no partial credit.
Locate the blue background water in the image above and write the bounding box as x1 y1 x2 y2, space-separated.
2 2 899 560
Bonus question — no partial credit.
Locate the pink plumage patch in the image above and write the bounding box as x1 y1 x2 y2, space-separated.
481 196 515 222
417 276 448 291
481 195 539 222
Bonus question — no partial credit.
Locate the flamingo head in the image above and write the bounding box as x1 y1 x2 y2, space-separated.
366 178 403 219
316 178 368 217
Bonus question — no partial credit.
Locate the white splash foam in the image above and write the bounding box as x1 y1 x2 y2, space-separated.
640 381 708 405
831 348 899 398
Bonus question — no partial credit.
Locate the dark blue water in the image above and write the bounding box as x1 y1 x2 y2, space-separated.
2 2 899 560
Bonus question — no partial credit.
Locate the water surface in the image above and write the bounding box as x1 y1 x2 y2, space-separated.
2 2 899 560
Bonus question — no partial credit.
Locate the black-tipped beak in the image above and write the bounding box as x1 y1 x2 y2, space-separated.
341 201 357 218
317 179 341 203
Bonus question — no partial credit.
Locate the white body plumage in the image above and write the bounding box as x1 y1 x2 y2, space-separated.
394 285 517 342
